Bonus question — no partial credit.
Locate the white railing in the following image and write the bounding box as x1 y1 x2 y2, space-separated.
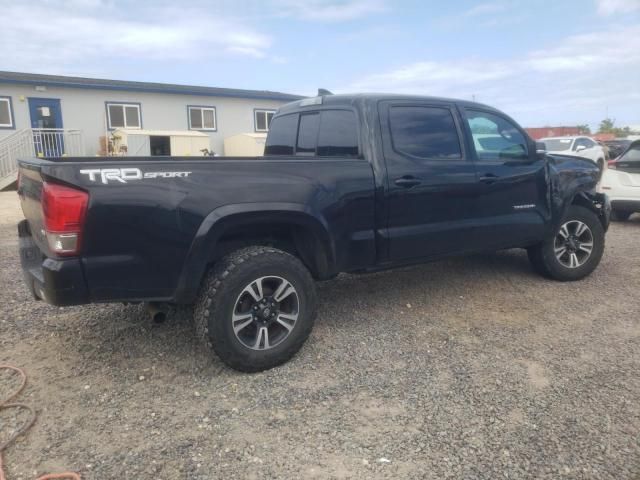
31 128 84 158
0 129 84 188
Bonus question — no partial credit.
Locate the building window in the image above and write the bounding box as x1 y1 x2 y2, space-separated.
255 109 276 132
0 97 14 128
106 103 141 129
188 106 216 131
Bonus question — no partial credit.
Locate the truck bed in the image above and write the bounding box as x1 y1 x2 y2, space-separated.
18 155 376 304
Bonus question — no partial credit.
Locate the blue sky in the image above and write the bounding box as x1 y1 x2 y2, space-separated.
1 0 639 129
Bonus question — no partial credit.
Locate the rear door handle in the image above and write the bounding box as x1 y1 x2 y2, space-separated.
479 173 499 184
394 176 421 188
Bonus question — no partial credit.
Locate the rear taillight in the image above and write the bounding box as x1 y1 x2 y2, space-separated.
41 182 88 256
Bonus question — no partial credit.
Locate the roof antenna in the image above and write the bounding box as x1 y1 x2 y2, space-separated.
318 88 333 96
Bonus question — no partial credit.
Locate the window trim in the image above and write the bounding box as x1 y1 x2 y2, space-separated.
187 105 217 131
386 103 466 161
461 107 531 163
0 96 15 130
105 102 142 130
254 109 276 132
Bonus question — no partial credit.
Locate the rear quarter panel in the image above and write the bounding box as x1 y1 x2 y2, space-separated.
26 157 375 302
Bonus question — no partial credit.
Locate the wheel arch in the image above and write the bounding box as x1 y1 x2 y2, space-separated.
174 202 335 303
567 191 610 231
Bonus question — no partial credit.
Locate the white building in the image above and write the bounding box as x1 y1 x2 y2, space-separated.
0 71 302 187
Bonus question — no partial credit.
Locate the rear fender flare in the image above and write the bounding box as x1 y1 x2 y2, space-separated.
174 202 334 303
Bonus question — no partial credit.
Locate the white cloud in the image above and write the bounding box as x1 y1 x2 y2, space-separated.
344 25 640 127
596 0 640 15
464 2 507 16
527 26 640 71
350 60 512 91
274 0 387 22
0 0 273 72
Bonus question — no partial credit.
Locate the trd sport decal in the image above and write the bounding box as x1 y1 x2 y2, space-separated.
80 168 192 184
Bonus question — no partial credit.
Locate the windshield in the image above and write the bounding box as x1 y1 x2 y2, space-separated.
543 138 573 151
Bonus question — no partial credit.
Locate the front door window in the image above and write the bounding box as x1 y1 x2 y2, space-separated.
465 110 528 161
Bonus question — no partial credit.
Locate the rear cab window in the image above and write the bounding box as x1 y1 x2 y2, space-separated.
265 109 359 157
296 113 320 155
264 114 297 155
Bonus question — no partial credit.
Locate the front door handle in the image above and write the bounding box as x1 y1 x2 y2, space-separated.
479 173 499 184
394 176 421 188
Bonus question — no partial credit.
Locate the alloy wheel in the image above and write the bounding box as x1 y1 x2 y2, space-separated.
553 220 594 268
232 276 299 350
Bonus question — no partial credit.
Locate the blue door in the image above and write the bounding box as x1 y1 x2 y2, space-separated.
28 98 64 156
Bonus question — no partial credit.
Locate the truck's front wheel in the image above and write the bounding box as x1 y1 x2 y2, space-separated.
527 206 605 281
194 246 317 372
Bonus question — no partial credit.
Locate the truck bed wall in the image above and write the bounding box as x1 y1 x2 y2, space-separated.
19 156 376 302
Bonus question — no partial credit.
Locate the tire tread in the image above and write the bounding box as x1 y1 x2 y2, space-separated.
193 246 316 372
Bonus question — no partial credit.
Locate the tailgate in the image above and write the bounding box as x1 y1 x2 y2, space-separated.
17 161 50 255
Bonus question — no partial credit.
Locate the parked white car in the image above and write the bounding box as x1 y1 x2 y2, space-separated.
601 140 640 221
540 136 606 170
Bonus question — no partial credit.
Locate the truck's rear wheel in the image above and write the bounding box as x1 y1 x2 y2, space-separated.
194 246 317 372
527 206 604 281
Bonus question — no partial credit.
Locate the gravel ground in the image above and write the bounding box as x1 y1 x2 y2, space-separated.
1 190 639 479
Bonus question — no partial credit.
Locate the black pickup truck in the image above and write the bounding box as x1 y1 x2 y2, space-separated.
17 93 610 371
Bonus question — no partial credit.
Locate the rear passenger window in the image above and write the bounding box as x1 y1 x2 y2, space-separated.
296 113 320 155
264 114 297 155
317 110 359 157
389 106 462 159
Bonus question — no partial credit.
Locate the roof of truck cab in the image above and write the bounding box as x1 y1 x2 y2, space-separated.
276 93 498 114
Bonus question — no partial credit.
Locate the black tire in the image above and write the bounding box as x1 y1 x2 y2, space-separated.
194 246 317 372
527 206 605 281
611 209 632 222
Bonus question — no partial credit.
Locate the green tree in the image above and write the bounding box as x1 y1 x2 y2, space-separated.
576 124 591 134
598 118 615 134
598 118 639 138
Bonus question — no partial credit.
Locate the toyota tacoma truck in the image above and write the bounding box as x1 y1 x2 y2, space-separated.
17 93 610 372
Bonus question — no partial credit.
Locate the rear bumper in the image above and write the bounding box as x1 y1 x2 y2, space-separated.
18 220 90 306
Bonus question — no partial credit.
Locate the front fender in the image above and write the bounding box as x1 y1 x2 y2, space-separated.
547 154 610 233
173 202 335 303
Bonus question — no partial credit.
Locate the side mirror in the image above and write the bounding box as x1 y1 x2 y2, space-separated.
575 145 586 152
535 141 547 155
